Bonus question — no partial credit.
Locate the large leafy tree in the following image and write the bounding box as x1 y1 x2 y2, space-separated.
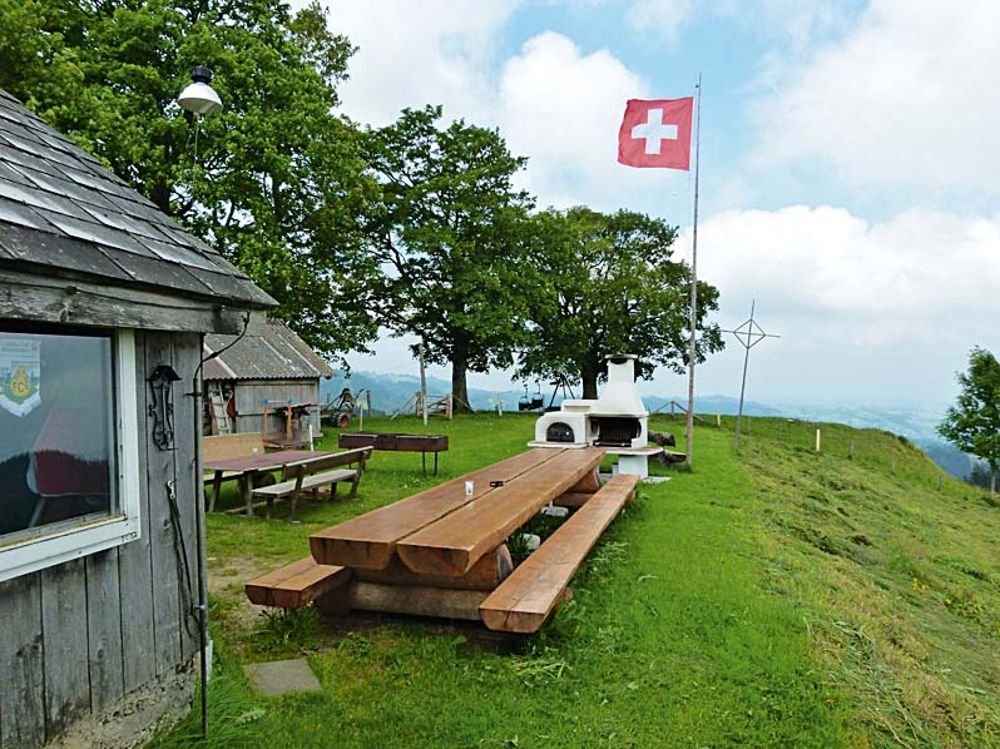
354 106 536 411
0 0 376 358
939 347 1000 499
519 206 723 399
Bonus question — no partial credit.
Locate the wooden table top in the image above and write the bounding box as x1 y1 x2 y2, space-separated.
204 449 326 473
309 448 605 572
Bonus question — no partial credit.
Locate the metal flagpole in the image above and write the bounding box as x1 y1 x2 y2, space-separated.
685 73 702 465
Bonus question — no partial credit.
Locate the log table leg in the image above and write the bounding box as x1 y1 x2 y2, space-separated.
210 469 223 513
350 582 488 621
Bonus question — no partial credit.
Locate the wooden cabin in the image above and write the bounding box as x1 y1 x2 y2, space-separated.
0 90 275 747
202 318 333 443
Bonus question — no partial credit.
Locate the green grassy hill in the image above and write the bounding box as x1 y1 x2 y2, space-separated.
157 414 999 748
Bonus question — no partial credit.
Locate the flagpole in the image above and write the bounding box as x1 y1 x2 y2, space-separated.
685 73 702 466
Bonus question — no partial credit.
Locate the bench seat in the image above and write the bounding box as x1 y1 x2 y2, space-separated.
479 473 639 634
253 468 357 499
245 556 350 609
252 447 371 520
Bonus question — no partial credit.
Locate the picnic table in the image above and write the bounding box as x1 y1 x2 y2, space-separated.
204 449 325 516
247 447 640 633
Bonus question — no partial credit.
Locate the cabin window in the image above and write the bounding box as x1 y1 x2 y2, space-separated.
0 324 140 581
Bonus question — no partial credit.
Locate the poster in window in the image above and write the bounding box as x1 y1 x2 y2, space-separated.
0 337 41 417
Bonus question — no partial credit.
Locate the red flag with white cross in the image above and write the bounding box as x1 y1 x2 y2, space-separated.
617 97 694 170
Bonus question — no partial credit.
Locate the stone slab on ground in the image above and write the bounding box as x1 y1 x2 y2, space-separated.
244 658 321 696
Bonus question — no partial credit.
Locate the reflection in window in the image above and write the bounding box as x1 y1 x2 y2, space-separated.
0 328 117 541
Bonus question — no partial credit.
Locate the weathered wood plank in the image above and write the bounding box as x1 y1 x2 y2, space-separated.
0 573 45 748
245 558 351 609
480 474 638 634
172 333 200 661
397 448 606 577
118 330 157 694
144 332 182 674
85 549 125 713
310 449 563 569
0 269 257 333
41 558 90 739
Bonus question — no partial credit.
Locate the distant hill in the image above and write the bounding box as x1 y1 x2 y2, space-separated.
322 370 974 479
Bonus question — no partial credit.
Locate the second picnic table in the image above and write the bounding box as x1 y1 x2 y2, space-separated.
204 449 326 515
248 447 640 633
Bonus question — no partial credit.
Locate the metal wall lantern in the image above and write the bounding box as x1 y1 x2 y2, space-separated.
148 364 182 451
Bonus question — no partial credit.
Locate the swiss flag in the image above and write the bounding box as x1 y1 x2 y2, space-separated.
617 97 693 170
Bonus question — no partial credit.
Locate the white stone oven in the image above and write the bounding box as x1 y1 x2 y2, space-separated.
529 354 661 477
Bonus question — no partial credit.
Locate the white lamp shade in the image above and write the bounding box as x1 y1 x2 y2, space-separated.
177 81 222 115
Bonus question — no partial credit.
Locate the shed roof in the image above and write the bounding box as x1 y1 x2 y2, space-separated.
0 89 275 308
203 318 334 381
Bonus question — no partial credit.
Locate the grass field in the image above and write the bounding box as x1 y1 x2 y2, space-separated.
154 414 999 748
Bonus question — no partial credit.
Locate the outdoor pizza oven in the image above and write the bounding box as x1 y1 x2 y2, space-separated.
530 355 648 450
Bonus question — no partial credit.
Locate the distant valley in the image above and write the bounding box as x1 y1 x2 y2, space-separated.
319 371 976 480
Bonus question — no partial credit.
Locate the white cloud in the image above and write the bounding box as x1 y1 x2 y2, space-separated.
321 0 522 126
626 0 693 42
498 32 692 214
754 0 1000 192
700 205 1000 327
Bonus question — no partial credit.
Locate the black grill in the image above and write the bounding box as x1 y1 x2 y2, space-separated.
546 422 575 443
593 417 640 447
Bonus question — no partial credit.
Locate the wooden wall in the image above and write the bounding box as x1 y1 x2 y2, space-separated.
0 330 202 748
232 379 322 435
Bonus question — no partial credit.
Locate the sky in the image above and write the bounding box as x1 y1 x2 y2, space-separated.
314 0 999 408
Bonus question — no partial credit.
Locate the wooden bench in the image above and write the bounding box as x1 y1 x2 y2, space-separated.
245 557 351 609
479 473 639 634
253 447 372 520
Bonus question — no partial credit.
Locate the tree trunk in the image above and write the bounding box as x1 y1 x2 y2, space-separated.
451 344 472 414
992 467 996 500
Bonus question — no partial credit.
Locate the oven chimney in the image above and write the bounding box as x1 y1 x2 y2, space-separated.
594 354 647 416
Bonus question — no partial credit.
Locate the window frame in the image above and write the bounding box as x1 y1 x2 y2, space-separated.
0 328 141 582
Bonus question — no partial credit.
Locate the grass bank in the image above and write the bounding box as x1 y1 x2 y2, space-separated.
154 414 999 747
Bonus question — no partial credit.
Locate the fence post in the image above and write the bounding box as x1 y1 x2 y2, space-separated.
815 428 822 453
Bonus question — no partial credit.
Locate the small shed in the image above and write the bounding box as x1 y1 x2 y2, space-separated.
202 318 334 441
0 90 275 747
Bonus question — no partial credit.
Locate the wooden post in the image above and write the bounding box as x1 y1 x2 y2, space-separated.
848 440 854 459
419 343 428 426
815 428 821 453
716 412 721 427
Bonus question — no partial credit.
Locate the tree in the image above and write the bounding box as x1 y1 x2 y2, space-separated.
354 106 536 411
939 347 1000 499
519 206 723 398
0 0 377 359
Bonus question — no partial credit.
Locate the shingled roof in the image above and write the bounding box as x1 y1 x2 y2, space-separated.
0 89 275 308
203 318 334 380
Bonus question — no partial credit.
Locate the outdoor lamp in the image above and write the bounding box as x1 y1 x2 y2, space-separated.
177 66 222 115
148 364 182 451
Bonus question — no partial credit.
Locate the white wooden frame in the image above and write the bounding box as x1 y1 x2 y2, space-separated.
0 329 141 582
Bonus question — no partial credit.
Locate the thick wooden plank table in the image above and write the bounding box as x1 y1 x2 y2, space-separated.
247 447 637 631
396 448 605 576
204 449 326 516
306 448 605 620
310 448 571 569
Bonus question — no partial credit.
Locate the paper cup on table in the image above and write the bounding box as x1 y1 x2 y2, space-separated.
465 480 474 497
